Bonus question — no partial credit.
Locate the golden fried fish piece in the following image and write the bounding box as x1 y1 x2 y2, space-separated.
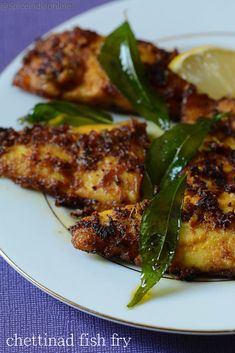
0 120 148 214
71 117 235 278
13 27 187 121
182 86 235 123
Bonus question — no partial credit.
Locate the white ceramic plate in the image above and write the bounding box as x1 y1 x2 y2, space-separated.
1 0 235 334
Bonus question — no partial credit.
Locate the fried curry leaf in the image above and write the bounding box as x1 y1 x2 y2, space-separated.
128 175 186 307
128 113 226 307
99 21 170 131
20 101 113 126
146 113 226 188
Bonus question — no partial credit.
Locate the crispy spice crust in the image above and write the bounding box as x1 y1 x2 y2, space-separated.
181 85 235 123
71 201 148 265
0 121 148 171
71 117 235 278
13 27 187 121
0 120 148 212
182 116 235 230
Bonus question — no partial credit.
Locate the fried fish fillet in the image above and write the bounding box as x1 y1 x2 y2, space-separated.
0 120 148 213
13 27 187 121
71 117 235 278
182 86 235 123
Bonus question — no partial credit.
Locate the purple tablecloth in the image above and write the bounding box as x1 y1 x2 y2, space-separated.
1 1 235 352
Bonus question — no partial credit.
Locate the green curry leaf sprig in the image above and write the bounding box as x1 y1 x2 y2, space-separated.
99 21 170 131
146 113 226 189
128 175 186 307
129 113 226 307
20 101 113 127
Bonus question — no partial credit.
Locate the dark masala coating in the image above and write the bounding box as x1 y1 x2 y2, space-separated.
14 26 235 126
0 120 148 213
71 201 148 266
13 26 187 121
181 85 235 123
71 117 235 279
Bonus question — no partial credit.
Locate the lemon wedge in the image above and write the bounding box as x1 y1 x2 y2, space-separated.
169 46 235 99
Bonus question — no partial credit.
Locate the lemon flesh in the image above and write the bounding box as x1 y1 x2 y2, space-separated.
169 46 235 100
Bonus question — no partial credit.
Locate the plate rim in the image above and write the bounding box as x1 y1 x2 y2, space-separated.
2 248 235 335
